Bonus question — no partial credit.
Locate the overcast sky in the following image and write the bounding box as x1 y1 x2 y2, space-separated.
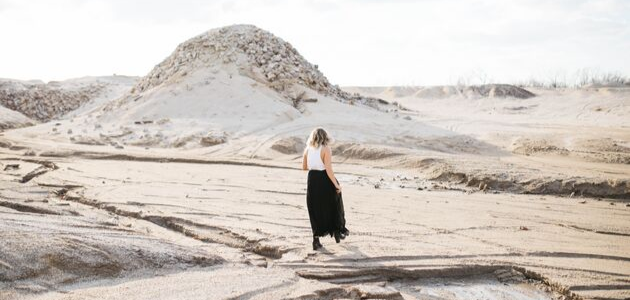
1 0 628 86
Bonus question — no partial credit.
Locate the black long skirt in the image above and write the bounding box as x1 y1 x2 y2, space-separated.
306 170 347 237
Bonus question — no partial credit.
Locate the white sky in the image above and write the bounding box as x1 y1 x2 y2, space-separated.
1 0 628 86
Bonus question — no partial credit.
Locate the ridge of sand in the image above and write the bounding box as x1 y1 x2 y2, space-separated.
344 84 535 100
0 106 34 130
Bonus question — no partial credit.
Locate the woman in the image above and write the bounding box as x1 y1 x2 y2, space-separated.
302 127 349 250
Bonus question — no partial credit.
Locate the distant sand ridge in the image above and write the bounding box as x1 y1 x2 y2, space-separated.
0 76 137 122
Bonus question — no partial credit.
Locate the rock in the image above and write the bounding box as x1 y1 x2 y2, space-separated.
200 132 227 147
519 226 529 231
67 129 73 134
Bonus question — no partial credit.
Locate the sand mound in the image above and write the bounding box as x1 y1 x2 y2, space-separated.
430 168 630 199
574 138 630 164
271 136 305 154
333 143 404 160
134 25 331 95
510 137 630 164
0 106 34 130
466 84 535 99
413 86 460 98
345 84 535 100
415 156 630 198
0 76 136 122
130 24 387 108
511 138 569 156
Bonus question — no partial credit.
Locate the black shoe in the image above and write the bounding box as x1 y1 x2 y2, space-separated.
341 228 350 236
334 231 341 243
312 238 322 250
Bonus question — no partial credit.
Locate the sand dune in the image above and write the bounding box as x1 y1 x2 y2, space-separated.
0 106 33 130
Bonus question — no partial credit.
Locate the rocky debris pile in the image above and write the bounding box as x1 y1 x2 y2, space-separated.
415 84 535 99
0 81 104 121
466 84 535 99
131 24 393 110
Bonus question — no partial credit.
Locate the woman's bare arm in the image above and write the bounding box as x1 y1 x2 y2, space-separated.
302 148 308 170
322 146 341 192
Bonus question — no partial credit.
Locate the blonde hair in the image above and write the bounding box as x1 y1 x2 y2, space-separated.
307 127 331 148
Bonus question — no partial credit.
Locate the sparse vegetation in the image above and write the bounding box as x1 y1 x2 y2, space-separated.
516 69 629 89
450 69 629 89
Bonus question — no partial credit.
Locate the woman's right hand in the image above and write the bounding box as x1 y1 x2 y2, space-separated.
336 185 342 194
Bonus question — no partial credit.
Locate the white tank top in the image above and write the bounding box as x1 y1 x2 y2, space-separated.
306 146 326 171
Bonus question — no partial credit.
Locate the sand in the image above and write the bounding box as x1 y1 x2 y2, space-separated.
0 25 628 300
0 150 628 299
0 106 33 130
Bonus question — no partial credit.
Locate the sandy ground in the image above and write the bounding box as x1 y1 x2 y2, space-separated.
0 142 628 299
